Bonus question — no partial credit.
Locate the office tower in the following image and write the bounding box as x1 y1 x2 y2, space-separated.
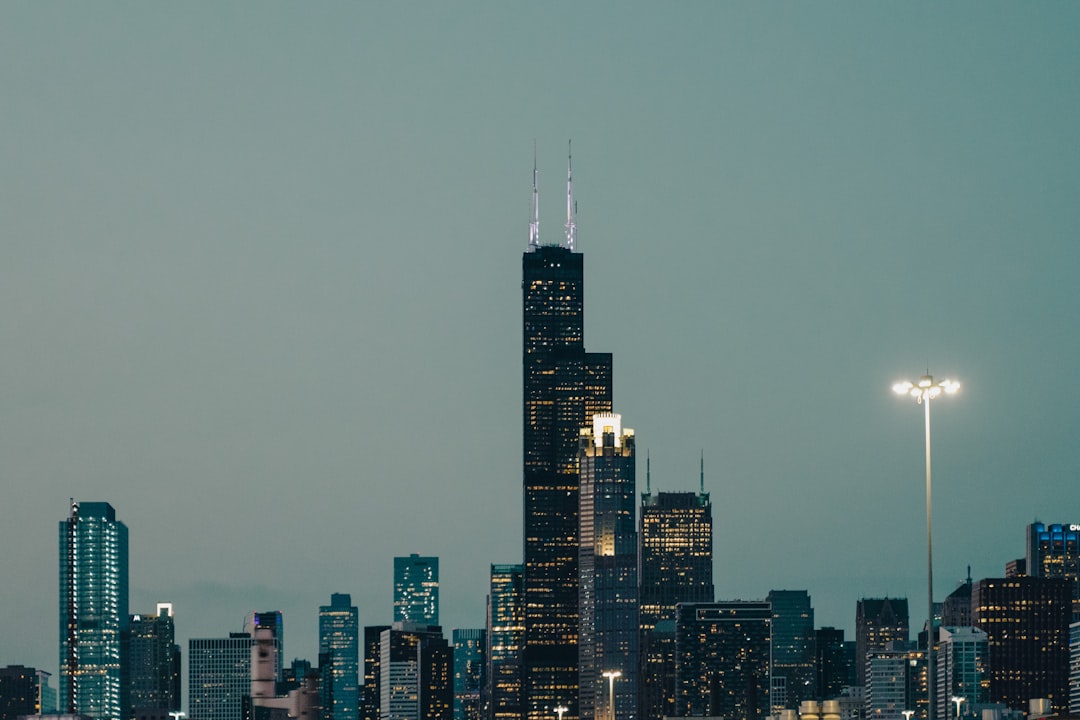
59 501 130 720
577 413 638 720
320 593 359 720
768 590 816 710
864 645 925 720
0 666 49 719
189 633 252 720
244 612 284 682
1027 523 1080 619
815 628 855 700
395 555 440 626
972 577 1071 713
362 625 391 720
855 598 909 688
453 629 485 720
638 466 713 720
935 627 988 720
522 150 613 720
941 577 973 628
1069 621 1079 714
485 565 524 720
380 624 452 720
282 659 315 693
674 601 772 720
128 603 181 720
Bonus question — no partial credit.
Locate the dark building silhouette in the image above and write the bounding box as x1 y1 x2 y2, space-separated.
578 414 638 720
941 577 973 628
485 565 523 720
0 665 48 720
1027 523 1080 620
814 627 854 700
128 604 180 719
638 471 713 720
768 590 816 710
972 576 1071 713
674 601 772 720
855 598 909 688
59 501 130 720
521 152 612 720
320 593 359 720
362 625 390 720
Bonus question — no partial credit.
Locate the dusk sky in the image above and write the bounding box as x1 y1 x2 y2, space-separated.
3 2 1079 692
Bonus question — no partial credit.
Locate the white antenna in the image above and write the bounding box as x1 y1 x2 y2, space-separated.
565 140 576 251
529 142 540 250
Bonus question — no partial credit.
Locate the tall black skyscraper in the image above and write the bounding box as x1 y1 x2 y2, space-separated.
522 149 612 720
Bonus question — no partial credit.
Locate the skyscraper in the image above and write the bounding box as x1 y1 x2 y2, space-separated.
485 564 523 720
638 468 713 720
1026 523 1080 620
395 555 439 626
0 666 50 720
188 633 251 720
522 149 612 720
59 500 130 720
935 627 988 720
855 598 909 688
320 593 359 720
128 602 181 720
244 612 285 682
768 590 816 711
362 625 391 720
379 624 452 720
674 601 772 720
815 628 855 700
578 413 638 720
452 629 485 720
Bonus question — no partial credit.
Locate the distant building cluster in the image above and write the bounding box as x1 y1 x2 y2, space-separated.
5 159 1080 720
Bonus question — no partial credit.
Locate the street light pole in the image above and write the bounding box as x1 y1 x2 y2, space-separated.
893 374 959 720
602 670 622 720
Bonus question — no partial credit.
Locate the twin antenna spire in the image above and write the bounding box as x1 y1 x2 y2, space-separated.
528 141 576 251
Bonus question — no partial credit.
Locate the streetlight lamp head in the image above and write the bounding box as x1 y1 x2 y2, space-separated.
893 381 914 395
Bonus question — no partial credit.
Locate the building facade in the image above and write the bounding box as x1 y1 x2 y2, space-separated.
395 555 440 626
362 625 391 720
188 634 252 720
815 628 855 701
379 624 452 720
769 590 817 711
127 603 181 719
865 646 925 720
452 629 485 720
59 501 130 720
0 665 50 720
320 593 359 720
577 413 638 720
855 598 909 689
935 627 988 720
485 565 523 720
521 153 613 720
1027 523 1080 620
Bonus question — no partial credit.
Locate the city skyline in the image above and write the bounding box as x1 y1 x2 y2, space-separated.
2 1 1079 691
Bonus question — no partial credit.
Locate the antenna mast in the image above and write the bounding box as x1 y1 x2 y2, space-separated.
700 450 705 494
529 142 540 250
565 140 576 251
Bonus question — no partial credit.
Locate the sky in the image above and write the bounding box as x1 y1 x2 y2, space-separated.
2 1 1079 697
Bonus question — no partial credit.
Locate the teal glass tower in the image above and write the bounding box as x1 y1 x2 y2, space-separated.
320 593 360 720
394 554 439 626
59 501 129 720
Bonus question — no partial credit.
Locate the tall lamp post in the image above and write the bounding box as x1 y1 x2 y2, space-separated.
602 670 622 720
892 373 960 720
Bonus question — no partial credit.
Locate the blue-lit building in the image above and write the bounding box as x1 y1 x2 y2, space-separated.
320 594 359 720
1027 522 1080 620
59 501 129 720
452 629 484 720
394 555 439 626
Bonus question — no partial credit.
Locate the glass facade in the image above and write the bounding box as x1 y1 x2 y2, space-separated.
1027 523 1080 620
188 634 252 720
452 629 484 720
59 501 129 720
128 604 180 716
395 555 440 626
485 565 523 720
768 590 816 711
320 593 360 720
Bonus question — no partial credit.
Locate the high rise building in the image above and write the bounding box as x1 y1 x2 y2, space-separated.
577 413 638 720
941 578 973 628
815 628 855 700
0 666 50 720
855 598 909 688
189 633 252 720
521 150 613 720
452 629 485 720
1027 523 1080 620
485 565 523 720
379 624 452 720
674 601 772 720
935 627 988 720
320 593 359 720
972 577 1071 713
768 590 816 711
128 603 181 720
638 467 713 720
395 555 440 626
864 645 925 720
59 500 130 720
362 625 391 720
244 612 284 683
1069 621 1080 714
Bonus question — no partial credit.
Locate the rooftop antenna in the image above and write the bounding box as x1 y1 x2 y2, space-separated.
529 141 540 251
700 450 705 494
565 140 576 251
646 449 651 494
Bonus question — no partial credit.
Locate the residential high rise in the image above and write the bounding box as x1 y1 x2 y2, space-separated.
674 601 772 720
972 577 1071 713
128 603 181 720
521 150 612 720
188 633 252 720
768 590 816 711
379 624 452 720
59 500 130 720
320 593 359 720
1027 523 1080 620
485 564 523 720
935 627 988 720
395 555 440 626
855 598 909 688
638 468 713 720
452 629 485 720
362 625 391 720
578 413 638 720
